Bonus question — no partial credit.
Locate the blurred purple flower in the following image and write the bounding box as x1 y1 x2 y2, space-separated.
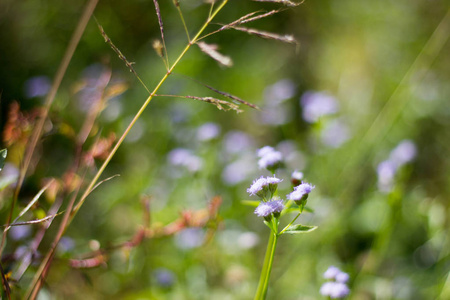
377 160 397 193
260 106 292 126
264 79 296 104
237 232 260 249
335 272 350 283
258 149 283 170
9 226 31 241
223 131 255 155
174 228 204 250
0 163 19 189
57 237 75 254
321 266 350 298
389 140 417 166
222 155 256 185
291 170 304 181
24 76 51 98
167 148 203 173
376 140 417 193
300 91 339 123
324 266 344 280
257 146 275 158
153 268 176 288
321 119 351 148
197 122 221 141
320 282 350 299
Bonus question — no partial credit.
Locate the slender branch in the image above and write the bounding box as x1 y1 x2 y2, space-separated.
173 0 191 42
279 211 301 235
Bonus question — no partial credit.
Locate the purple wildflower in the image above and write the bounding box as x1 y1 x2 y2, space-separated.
254 200 285 218
389 140 417 166
153 268 175 288
247 176 282 199
174 228 204 250
323 266 342 280
223 131 255 154
257 146 275 158
197 122 221 141
287 182 315 201
258 150 283 171
377 160 397 193
247 177 268 196
168 148 203 173
335 272 350 283
320 282 350 299
321 119 351 148
24 76 51 98
300 91 339 123
264 79 297 104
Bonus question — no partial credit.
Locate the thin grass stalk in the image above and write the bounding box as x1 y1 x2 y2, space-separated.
173 0 191 41
152 0 170 69
25 176 86 300
26 2 229 298
0 0 99 260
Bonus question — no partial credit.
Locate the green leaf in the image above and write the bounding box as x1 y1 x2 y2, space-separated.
0 149 7 172
241 200 260 207
282 224 318 234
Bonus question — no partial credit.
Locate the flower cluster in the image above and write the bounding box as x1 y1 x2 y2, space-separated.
320 266 350 299
257 146 283 172
247 175 284 220
254 200 284 221
247 176 283 200
286 182 315 208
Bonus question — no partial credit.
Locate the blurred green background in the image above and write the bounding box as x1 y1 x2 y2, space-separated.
0 0 449 299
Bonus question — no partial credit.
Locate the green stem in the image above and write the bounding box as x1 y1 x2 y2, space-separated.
279 211 301 235
254 219 279 300
262 232 278 299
